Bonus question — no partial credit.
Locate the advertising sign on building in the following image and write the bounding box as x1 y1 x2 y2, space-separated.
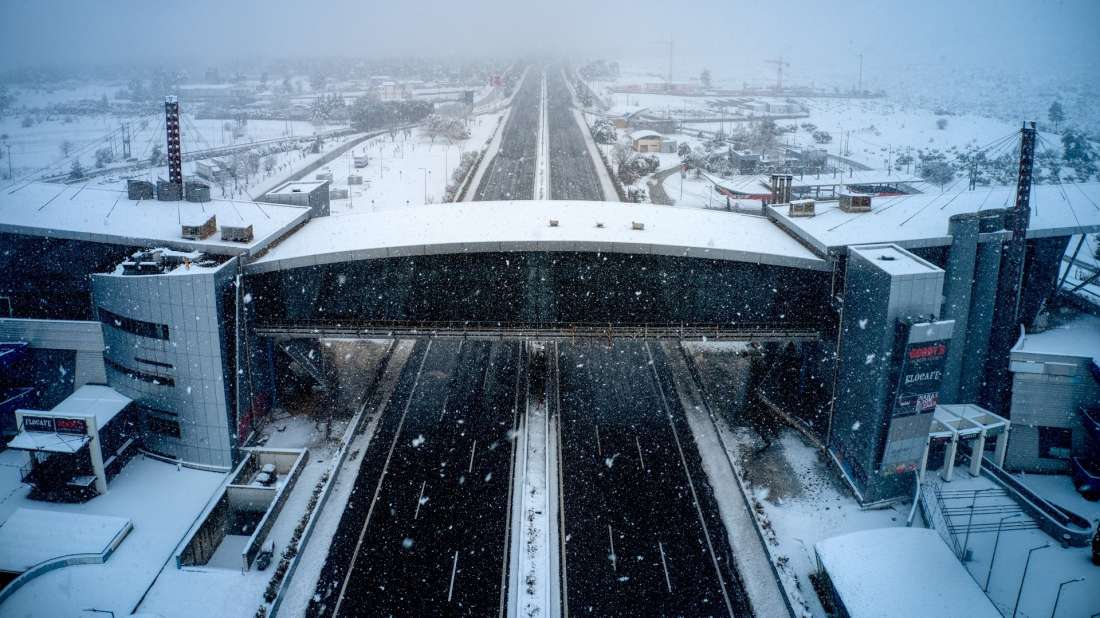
892 338 949 417
54 417 88 434
879 318 955 476
22 416 55 433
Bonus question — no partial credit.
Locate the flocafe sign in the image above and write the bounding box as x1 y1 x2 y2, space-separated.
21 416 88 434
892 338 949 417
22 416 55 432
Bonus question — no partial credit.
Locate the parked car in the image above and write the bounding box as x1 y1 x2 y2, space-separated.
257 540 275 571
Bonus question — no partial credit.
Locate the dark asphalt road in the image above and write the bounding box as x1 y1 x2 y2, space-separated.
556 341 750 617
308 339 524 617
546 69 604 201
474 67 540 201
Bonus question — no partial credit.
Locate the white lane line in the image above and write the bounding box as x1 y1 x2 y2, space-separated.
333 340 435 618
644 342 736 617
414 480 427 520
468 439 477 473
439 404 446 422
554 343 569 618
658 541 673 593
595 424 602 456
607 524 617 572
635 434 645 471
448 550 460 602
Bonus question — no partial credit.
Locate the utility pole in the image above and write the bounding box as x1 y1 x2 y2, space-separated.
857 53 863 94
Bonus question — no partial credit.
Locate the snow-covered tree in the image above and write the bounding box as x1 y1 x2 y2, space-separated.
700 69 712 88
936 118 948 130
68 159 84 180
1047 101 1065 131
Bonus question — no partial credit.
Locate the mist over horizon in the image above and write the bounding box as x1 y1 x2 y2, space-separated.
2 0 1099 90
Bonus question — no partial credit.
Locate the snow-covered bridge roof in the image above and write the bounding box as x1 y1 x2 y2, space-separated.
768 182 1100 254
247 200 828 273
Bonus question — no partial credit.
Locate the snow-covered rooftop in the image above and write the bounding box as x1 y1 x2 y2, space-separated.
1012 312 1100 366
849 243 942 277
0 508 131 572
247 200 828 274
814 527 1001 618
629 130 662 140
267 180 328 196
42 384 131 426
768 182 1100 253
0 181 310 256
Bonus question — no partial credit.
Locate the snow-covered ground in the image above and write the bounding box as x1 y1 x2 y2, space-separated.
936 472 1100 618
718 427 906 617
0 112 344 180
0 449 226 617
320 110 504 213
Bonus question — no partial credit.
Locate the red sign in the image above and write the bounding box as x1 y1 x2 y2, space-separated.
54 417 88 434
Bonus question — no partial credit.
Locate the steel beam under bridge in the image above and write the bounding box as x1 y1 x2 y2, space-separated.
253 320 821 343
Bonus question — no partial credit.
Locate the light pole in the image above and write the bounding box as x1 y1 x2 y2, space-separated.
962 488 993 561
418 167 430 204
1012 543 1050 618
984 513 1020 591
1051 577 1083 618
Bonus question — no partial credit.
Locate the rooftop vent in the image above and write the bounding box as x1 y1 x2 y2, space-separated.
185 181 211 203
156 180 182 202
839 193 872 213
548 219 559 227
631 221 645 231
788 199 816 217
121 249 165 275
595 222 605 229
221 224 254 243
181 215 217 240
127 180 155 200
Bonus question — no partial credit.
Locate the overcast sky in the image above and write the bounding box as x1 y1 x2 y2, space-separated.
2 0 1098 81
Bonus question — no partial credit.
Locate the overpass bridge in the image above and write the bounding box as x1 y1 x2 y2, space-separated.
253 319 822 343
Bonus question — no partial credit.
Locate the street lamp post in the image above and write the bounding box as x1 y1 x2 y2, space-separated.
962 488 994 561
418 167 430 204
984 513 1020 592
1012 543 1050 618
1050 577 1084 618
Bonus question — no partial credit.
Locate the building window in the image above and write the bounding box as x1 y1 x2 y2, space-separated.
146 415 181 439
105 357 175 387
97 307 170 340
1038 426 1072 460
134 357 174 369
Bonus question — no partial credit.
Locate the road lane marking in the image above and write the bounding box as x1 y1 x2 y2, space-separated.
595 424 602 456
635 435 645 471
607 524 617 572
332 340 434 618
414 480 427 520
658 541 673 593
448 550 460 602
468 439 477 473
554 343 570 618
644 342 736 617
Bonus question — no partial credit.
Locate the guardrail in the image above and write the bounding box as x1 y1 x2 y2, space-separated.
963 452 1094 547
254 320 821 343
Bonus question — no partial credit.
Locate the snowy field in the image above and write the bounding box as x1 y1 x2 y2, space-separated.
0 112 344 180
324 109 504 213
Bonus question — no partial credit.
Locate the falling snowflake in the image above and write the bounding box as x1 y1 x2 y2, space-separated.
412 435 426 447
865 353 876 365
852 421 861 431
402 537 414 549
858 319 868 329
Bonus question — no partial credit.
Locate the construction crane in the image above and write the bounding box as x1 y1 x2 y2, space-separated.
765 57 790 92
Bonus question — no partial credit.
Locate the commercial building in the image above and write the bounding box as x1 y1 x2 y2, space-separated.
7 385 138 500
0 180 313 470
1005 312 1100 473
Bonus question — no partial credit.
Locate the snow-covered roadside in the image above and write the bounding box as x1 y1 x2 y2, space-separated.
718 426 908 618
274 340 414 616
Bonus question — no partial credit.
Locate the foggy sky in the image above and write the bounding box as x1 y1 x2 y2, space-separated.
2 0 1098 81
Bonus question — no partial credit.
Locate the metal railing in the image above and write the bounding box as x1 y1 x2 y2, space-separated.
254 319 821 342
